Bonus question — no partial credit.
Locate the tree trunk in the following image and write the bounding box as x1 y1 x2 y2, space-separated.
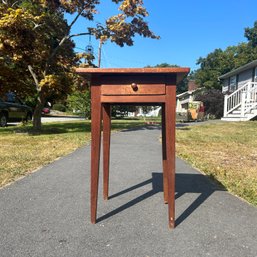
32 94 45 132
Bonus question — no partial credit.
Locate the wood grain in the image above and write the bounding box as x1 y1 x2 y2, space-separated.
84 69 189 229
165 85 176 229
102 104 111 201
101 95 166 103
101 84 165 96
90 84 102 224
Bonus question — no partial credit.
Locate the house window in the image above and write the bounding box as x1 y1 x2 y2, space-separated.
255 67 257 82
229 75 237 91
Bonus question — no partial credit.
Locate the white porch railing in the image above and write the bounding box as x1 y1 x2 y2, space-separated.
241 85 257 117
224 82 257 117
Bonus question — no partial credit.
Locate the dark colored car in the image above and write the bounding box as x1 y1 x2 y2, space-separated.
0 96 33 127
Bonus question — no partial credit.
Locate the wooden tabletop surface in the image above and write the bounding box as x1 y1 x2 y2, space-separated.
76 67 190 75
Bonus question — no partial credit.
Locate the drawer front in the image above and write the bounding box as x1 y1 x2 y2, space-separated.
101 84 165 96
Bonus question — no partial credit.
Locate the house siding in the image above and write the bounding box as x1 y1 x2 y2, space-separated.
222 67 257 93
238 68 253 88
254 67 257 81
222 78 229 92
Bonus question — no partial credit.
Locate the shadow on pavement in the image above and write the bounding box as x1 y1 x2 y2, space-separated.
120 123 192 133
97 172 226 227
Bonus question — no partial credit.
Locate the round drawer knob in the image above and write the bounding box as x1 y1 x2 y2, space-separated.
131 83 138 91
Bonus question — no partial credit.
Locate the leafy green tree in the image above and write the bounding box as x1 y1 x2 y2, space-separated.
194 20 257 90
145 63 188 93
245 21 257 47
67 90 91 118
195 89 224 118
195 47 237 90
0 1 77 131
146 63 179 68
0 0 158 131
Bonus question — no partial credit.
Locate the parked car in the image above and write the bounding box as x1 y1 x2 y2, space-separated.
42 107 50 115
0 96 33 127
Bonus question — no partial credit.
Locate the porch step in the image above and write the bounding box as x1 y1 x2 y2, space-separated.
223 81 257 121
221 117 249 121
222 110 257 121
232 110 257 115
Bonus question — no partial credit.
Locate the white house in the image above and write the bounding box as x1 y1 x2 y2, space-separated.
176 80 203 113
136 106 161 117
220 59 257 121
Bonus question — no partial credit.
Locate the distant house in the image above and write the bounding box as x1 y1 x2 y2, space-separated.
176 80 205 121
219 60 257 121
134 106 161 118
176 80 202 113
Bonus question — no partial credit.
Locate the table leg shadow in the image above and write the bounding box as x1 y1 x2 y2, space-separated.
96 172 225 226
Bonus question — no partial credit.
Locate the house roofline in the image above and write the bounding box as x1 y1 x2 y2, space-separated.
219 59 257 79
176 87 204 98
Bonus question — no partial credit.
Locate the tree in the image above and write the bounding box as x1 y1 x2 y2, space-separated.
0 0 159 131
145 63 188 93
195 47 238 90
0 1 77 131
245 21 257 47
195 89 224 118
146 63 179 68
67 90 91 118
194 20 257 90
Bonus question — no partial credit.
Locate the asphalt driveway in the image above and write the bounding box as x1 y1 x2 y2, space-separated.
0 126 256 257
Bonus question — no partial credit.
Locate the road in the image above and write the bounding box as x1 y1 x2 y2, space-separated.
41 116 85 123
7 116 85 126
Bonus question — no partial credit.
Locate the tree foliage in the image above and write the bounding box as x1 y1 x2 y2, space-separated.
67 90 91 118
195 89 224 118
146 63 188 93
245 21 257 47
0 0 158 131
195 21 257 90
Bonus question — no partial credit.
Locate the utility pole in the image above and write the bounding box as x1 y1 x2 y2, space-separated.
98 40 103 68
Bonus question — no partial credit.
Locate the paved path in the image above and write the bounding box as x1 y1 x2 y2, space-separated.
0 126 257 257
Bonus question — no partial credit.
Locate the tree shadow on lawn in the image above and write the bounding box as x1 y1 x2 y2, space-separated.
12 121 91 135
119 123 192 132
4 120 190 135
97 172 226 227
10 121 146 135
119 124 161 132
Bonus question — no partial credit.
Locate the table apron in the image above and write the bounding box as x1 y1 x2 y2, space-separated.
101 95 166 103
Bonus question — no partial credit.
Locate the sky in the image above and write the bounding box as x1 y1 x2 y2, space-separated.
66 0 257 71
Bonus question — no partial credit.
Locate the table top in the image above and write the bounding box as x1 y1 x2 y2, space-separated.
76 67 190 84
76 67 190 74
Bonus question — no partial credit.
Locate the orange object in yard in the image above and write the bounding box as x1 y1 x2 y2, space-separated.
189 109 197 120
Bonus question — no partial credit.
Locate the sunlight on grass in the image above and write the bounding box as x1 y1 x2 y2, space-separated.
1 119 256 207
176 121 257 206
0 120 144 187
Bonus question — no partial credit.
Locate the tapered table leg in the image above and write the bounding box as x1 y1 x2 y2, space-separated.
165 86 176 229
162 104 168 204
103 104 111 200
90 85 102 224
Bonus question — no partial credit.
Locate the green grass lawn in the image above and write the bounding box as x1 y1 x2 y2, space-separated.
0 119 144 187
176 121 257 206
1 119 256 207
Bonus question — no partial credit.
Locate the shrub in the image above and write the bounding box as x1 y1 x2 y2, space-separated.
67 90 91 118
195 89 224 118
52 103 66 112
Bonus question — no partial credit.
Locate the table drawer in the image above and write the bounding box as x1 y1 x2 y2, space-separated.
101 84 166 96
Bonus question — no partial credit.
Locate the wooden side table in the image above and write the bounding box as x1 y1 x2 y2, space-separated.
76 68 190 228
